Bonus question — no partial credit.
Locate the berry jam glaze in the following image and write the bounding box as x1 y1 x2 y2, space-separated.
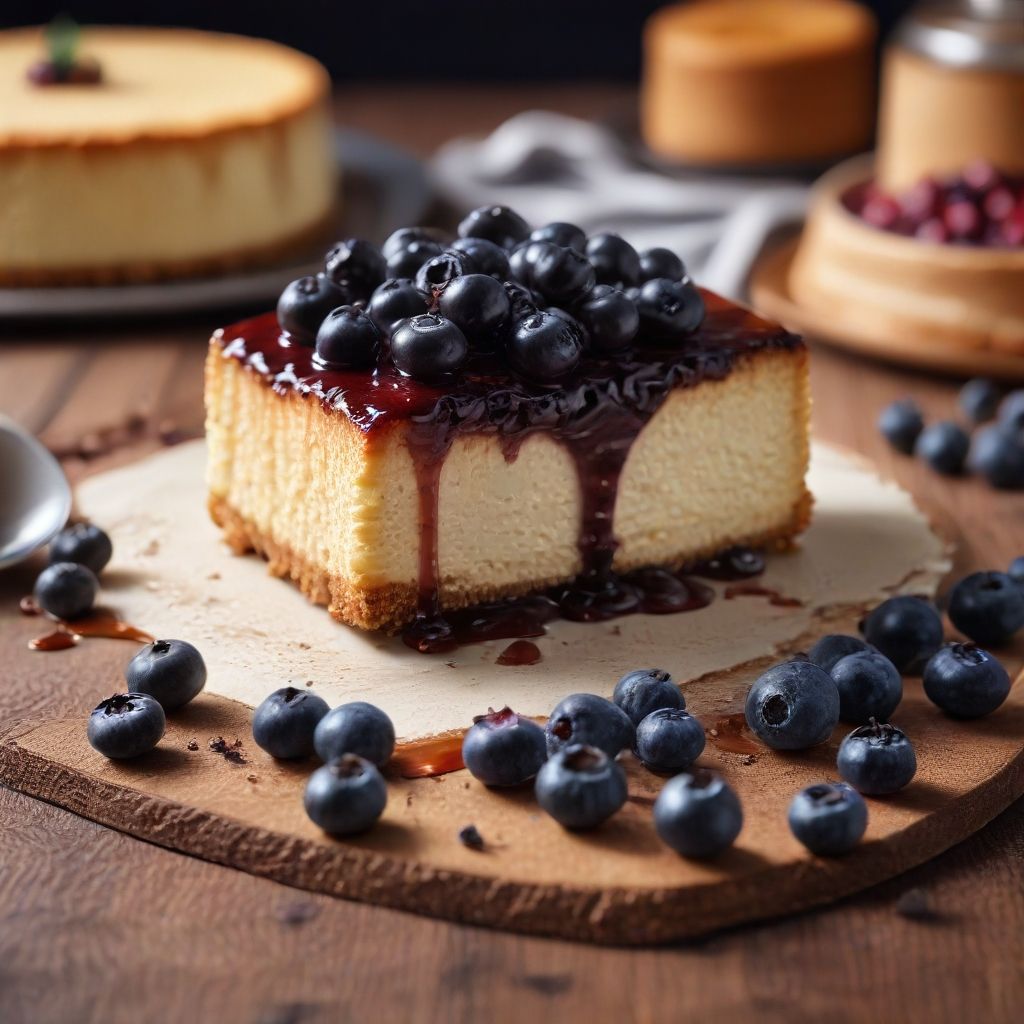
215 291 800 653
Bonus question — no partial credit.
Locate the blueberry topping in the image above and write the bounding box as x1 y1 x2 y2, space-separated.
508 240 545 286
414 249 468 301
366 278 428 337
915 421 969 475
837 719 917 796
574 285 639 354
545 692 635 758
323 238 386 300
523 244 596 306
461 706 548 787
277 274 348 346
969 425 1024 489
534 745 628 829
787 783 867 856
861 596 944 673
313 701 396 767
529 222 587 250
506 310 584 383
449 236 510 279
381 226 449 260
744 659 839 750
653 770 743 858
958 378 1001 424
252 686 330 760
923 642 1012 718
437 273 511 341
33 561 98 620
314 306 380 370
303 753 387 835
386 237 445 280
877 399 924 454
125 639 207 711
390 313 469 385
87 692 165 759
457 205 530 250
947 571 1024 647
634 708 705 772
612 668 684 726
634 278 705 339
638 247 685 283
830 650 903 725
49 522 112 575
503 279 540 321
997 390 1024 432
585 233 641 287
807 634 876 674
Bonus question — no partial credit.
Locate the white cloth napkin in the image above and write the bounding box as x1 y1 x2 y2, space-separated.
431 111 810 300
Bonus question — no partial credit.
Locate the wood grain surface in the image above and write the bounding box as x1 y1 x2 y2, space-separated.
1 85 1023 1022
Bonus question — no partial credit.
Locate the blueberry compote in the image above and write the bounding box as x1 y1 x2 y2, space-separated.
215 230 800 655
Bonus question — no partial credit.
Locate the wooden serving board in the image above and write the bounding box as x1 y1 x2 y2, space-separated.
2 604 1022 946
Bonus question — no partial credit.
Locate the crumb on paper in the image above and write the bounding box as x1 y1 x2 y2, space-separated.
186 739 199 751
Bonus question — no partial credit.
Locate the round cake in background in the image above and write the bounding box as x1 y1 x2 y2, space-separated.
0 26 335 286
641 0 876 168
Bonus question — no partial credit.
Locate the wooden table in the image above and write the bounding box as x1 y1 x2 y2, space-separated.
2 86 1022 1024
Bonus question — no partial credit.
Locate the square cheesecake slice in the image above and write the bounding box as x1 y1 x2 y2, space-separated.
205 290 811 635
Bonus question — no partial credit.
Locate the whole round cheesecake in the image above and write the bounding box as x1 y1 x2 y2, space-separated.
0 27 335 285
641 0 876 167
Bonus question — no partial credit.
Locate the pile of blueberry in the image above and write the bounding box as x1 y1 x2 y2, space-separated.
879 379 1024 489
846 161 1024 246
276 206 705 386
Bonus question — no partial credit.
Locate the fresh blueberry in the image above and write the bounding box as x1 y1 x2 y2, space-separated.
366 278 428 337
830 650 903 724
507 240 545 287
1009 556 1024 585
534 745 628 829
303 754 387 835
88 692 165 759
277 274 348 345
787 783 868 856
612 668 684 725
915 421 969 474
878 399 924 454
529 222 586 250
461 706 547 786
323 238 386 299
125 639 207 711
861 596 944 673
49 522 112 575
969 425 1024 489
959 378 1001 423
634 708 705 772
546 692 635 758
314 306 380 370
313 701 395 767
526 244 596 306
998 390 1024 432
457 205 530 250
33 561 98 620
390 313 469 385
415 249 467 300
744 659 839 750
638 247 685 282
654 770 743 858
448 236 510 278
837 720 917 795
807 634 876 674
506 310 584 383
575 285 639 354
252 686 330 759
381 226 448 261
437 273 511 341
635 278 705 339
947 571 1024 646
386 237 445 280
585 233 641 287
923 642 1012 718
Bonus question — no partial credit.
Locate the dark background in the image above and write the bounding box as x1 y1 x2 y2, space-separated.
4 1 915 80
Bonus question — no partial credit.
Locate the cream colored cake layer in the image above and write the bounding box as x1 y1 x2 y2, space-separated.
0 28 334 281
205 346 810 628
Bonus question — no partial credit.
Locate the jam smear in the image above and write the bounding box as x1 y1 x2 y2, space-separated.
690 546 766 581
705 712 760 755
27 608 154 652
390 732 466 778
724 583 803 608
496 639 542 666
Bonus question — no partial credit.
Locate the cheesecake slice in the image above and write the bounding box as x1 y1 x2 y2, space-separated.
206 282 811 637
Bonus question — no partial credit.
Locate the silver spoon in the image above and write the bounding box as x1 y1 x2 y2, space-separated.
0 415 71 569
